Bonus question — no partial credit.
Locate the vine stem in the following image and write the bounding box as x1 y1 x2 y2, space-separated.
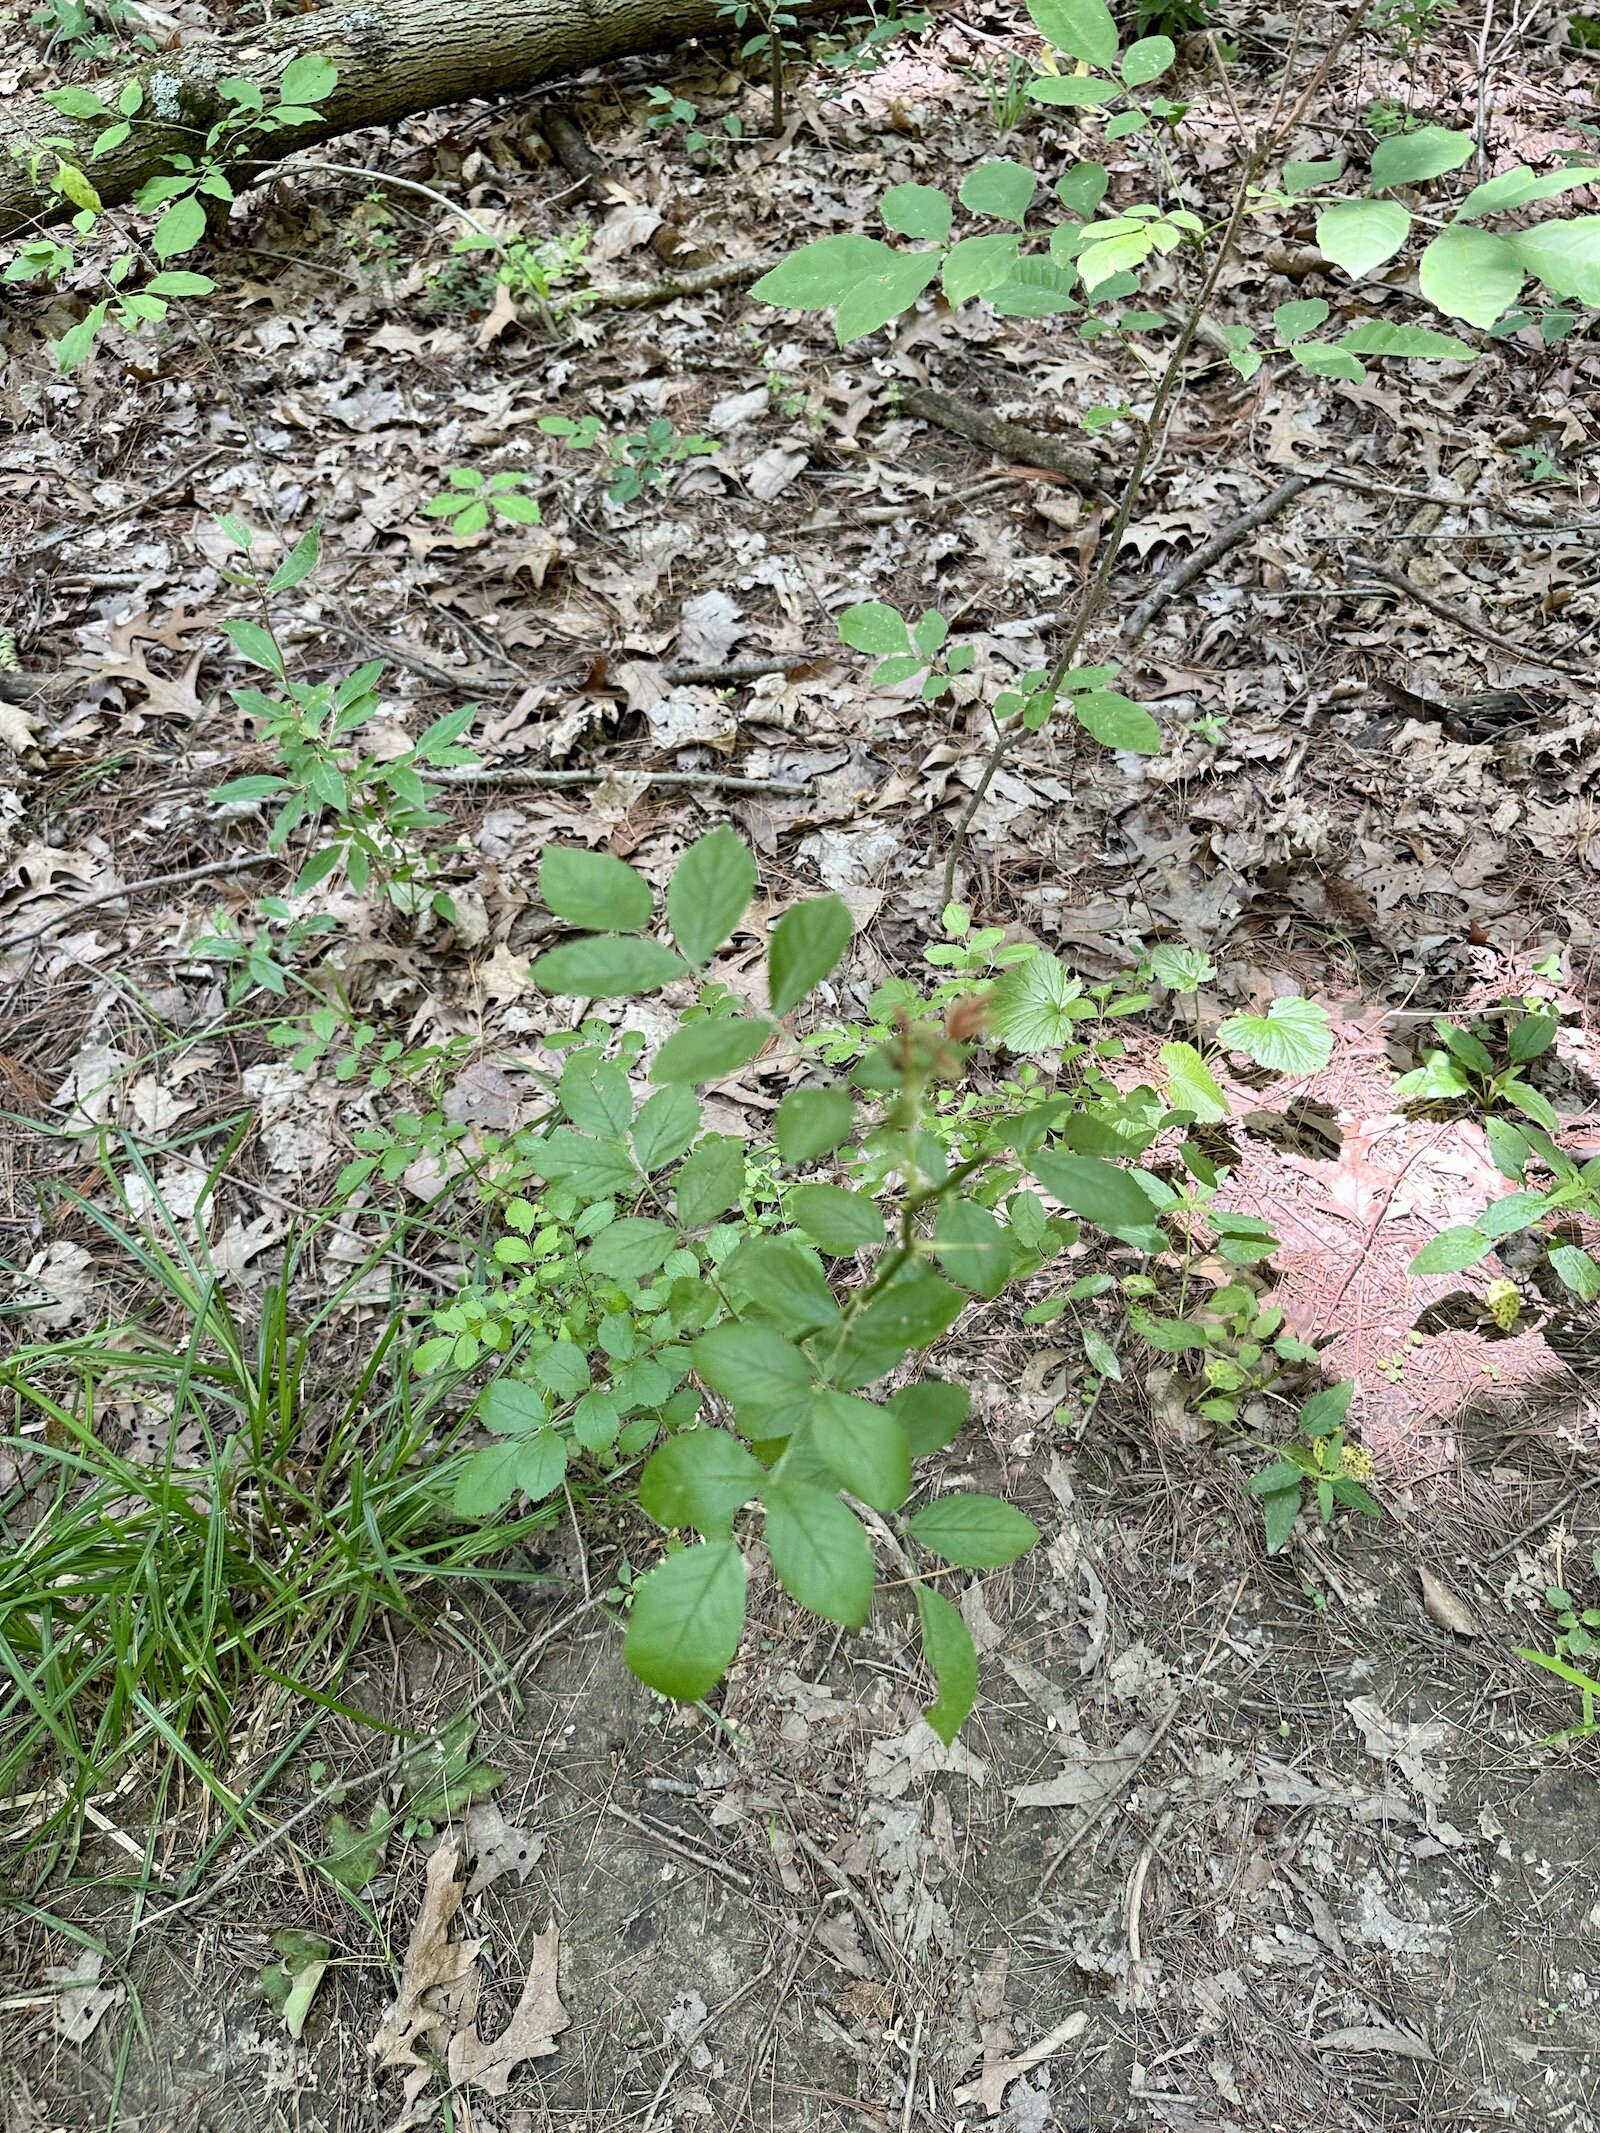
939 133 1275 913
947 0 1382 912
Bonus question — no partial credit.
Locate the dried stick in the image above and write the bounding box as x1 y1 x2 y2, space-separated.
1124 473 1317 640
426 765 810 795
1358 564 1593 679
896 384 1104 493
0 852 276 956
605 1803 753 1891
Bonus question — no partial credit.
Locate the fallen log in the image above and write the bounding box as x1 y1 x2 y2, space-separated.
0 0 836 243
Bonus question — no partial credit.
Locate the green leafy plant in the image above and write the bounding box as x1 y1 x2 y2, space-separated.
21 53 341 370
645 86 743 163
202 519 479 917
421 467 543 537
1394 1005 1560 1131
539 413 719 507
447 224 598 329
816 0 933 80
1246 1379 1382 1553
718 0 801 132
1520 1550 1600 1742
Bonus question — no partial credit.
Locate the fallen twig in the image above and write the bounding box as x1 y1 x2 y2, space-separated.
427 765 810 795
1125 473 1317 639
605 1802 753 1891
896 384 1104 493
1357 563 1593 680
0 851 276 955
590 255 779 308
1482 1472 1600 1565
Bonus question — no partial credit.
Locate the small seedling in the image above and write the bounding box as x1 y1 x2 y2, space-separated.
539 413 718 507
422 467 543 537
1246 1379 1382 1554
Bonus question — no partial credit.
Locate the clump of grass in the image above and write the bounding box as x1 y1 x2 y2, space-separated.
0 1178 554 1871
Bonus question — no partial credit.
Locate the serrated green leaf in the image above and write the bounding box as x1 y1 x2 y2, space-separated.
887 1379 970 1457
775 1087 856 1166
560 1054 634 1137
989 952 1087 1053
916 1584 978 1743
768 894 854 1015
478 1378 549 1436
787 1183 886 1255
909 1491 1039 1567
632 1083 701 1171
832 1269 967 1389
1335 320 1477 360
531 936 687 998
721 1235 842 1339
764 1484 875 1627
639 1429 766 1535
1549 1244 1600 1303
540 846 653 932
810 1390 911 1511
692 1321 814 1439
650 1015 771 1086
1259 1484 1301 1554
1216 997 1333 1075
624 1541 746 1700
585 1217 675 1279
1159 1040 1228 1122
933 1197 1011 1298
675 1135 746 1228
1030 1149 1164 1249
534 1341 591 1398
538 1127 637 1196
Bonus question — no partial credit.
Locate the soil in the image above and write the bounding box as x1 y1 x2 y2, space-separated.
9 1417 1599 2133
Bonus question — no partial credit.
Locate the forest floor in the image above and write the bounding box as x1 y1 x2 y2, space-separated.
3 0 1600 2127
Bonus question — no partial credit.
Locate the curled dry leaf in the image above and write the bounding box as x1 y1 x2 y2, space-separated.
1418 1566 1479 1638
445 1921 568 2096
370 1833 482 2074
